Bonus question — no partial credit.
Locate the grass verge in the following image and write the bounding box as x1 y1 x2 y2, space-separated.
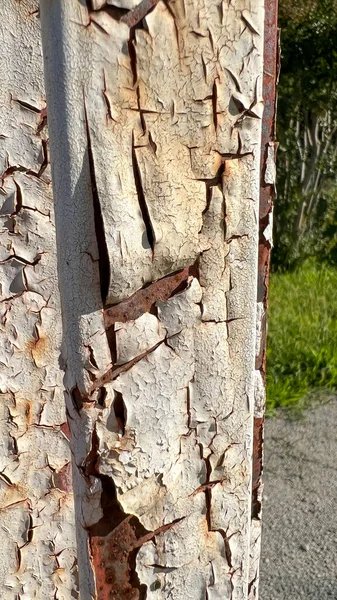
266 260 337 415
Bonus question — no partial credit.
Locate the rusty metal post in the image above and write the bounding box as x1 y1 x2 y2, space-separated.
249 2 279 596
249 1 279 597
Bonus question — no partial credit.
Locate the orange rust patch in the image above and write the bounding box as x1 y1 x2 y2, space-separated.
85 431 182 598
104 268 189 328
26 333 49 365
2 482 28 508
84 431 145 598
24 400 33 425
88 469 148 600
90 510 185 599
60 422 71 440
90 517 142 600
53 462 73 493
252 416 264 519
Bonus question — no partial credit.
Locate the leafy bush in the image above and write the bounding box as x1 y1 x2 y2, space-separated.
274 0 337 270
267 260 337 412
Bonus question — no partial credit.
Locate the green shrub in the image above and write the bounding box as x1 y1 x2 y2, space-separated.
273 0 337 271
266 260 337 413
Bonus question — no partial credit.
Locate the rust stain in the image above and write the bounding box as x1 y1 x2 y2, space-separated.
2 482 28 509
189 480 223 497
251 416 264 519
10 397 34 426
104 267 189 328
53 462 73 493
90 517 143 600
260 0 279 220
26 333 49 365
83 429 144 599
90 339 164 393
36 106 47 134
86 432 147 599
90 512 185 599
23 399 33 426
257 243 270 306
257 0 279 365
60 421 71 441
120 0 160 28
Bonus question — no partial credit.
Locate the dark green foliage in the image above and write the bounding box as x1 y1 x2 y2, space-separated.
279 0 337 110
274 0 337 270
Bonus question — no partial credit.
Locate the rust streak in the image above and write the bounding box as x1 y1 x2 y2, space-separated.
104 267 189 326
53 462 73 493
121 0 160 28
251 416 264 519
60 422 71 440
91 339 164 392
189 480 223 497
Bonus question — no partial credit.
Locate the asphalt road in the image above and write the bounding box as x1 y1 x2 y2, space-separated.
259 398 337 599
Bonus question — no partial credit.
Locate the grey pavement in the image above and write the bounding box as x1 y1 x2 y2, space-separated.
259 398 337 599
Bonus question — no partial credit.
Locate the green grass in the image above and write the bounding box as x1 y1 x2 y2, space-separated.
266 260 337 415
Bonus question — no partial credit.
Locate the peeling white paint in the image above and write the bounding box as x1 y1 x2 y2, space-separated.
91 0 142 9
115 313 167 365
263 208 274 246
39 0 267 597
265 142 277 185
255 301 265 359
0 1 77 598
254 370 266 419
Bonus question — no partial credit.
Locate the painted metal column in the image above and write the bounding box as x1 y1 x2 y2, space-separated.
0 0 278 598
249 0 279 597
0 2 77 598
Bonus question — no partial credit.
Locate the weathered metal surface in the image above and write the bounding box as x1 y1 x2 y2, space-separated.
0 1 77 597
104 267 189 326
39 0 276 598
0 0 279 596
249 0 279 597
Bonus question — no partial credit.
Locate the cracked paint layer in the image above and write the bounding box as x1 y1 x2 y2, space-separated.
249 0 278 597
0 1 78 598
39 0 273 598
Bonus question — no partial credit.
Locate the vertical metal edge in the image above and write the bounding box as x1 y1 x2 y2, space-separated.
252 0 280 521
